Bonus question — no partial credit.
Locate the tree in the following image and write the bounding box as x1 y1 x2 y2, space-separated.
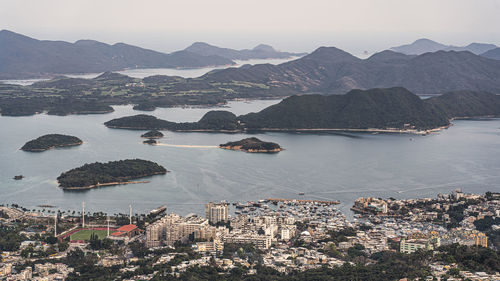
129 241 148 258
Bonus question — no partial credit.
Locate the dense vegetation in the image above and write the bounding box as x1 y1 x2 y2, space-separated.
105 111 239 131
434 244 500 274
142 245 500 281
57 159 167 188
425 90 500 118
220 137 282 152
105 88 500 132
0 96 114 116
0 226 26 251
148 251 432 280
141 130 164 138
104 115 177 130
21 134 83 151
240 87 451 130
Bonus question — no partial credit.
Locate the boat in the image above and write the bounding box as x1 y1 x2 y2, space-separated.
13 175 24 180
150 205 167 215
298 192 305 195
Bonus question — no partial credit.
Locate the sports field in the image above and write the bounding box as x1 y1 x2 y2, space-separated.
70 229 109 241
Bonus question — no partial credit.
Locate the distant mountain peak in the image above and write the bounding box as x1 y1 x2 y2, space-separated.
0 30 235 78
367 50 413 62
184 42 305 60
413 38 441 44
0 29 35 41
391 38 497 55
187 42 213 48
306 46 359 62
253 44 275 52
75 39 107 46
390 38 446 55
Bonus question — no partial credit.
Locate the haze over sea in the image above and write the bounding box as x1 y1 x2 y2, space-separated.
1 97 500 217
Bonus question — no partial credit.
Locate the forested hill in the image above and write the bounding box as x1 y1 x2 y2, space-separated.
0 30 234 79
239 87 450 130
425 91 500 118
105 88 500 133
204 46 500 95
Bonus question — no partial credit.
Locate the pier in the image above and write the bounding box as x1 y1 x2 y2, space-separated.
265 198 339 205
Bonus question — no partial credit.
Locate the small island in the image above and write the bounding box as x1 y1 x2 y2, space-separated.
141 130 164 139
57 159 167 190
143 139 158 145
219 137 283 153
133 103 156 111
21 134 83 152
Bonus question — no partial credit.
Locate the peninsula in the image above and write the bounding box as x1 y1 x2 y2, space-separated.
220 137 283 153
21 134 83 152
57 159 167 190
105 88 500 134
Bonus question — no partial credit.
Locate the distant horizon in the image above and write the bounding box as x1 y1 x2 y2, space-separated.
2 0 499 57
1 28 498 59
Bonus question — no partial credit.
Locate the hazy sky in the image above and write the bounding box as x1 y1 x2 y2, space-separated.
1 0 499 56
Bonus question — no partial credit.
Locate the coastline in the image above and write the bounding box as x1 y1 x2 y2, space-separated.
60 171 167 190
219 146 283 153
62 180 151 191
252 124 453 135
106 124 453 135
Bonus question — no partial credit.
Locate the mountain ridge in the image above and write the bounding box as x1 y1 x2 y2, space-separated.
390 38 497 55
481 47 500 60
184 42 306 60
202 47 500 95
0 30 236 79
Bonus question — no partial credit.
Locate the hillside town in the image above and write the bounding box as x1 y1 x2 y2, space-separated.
0 190 499 280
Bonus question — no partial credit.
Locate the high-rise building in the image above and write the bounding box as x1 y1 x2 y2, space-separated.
146 214 211 247
205 202 228 224
223 233 272 249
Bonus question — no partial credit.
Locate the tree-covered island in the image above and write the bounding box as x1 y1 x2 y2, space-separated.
140 130 164 138
143 139 158 145
20 134 83 152
57 159 167 190
220 137 283 153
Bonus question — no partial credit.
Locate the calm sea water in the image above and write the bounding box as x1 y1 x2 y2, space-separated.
1 100 500 217
0 57 298 86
